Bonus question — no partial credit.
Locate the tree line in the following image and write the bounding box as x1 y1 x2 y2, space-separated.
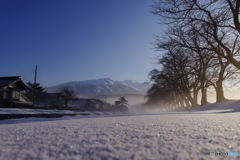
24 82 128 112
24 82 77 108
146 0 240 109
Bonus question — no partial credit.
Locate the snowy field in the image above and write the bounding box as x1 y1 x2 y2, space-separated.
1 101 240 160
0 108 121 116
0 108 79 115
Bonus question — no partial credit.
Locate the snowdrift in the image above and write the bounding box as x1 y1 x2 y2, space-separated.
191 100 240 113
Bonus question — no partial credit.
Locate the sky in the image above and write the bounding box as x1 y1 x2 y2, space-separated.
0 0 164 87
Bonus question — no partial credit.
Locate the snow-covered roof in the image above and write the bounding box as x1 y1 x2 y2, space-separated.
0 76 27 90
0 76 19 87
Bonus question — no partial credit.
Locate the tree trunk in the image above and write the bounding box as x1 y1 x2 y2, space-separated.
215 58 228 102
193 90 199 107
175 101 180 109
179 98 185 108
200 88 208 106
216 80 227 102
184 97 191 108
186 93 198 108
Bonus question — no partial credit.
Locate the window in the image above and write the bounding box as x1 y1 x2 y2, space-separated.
12 90 20 99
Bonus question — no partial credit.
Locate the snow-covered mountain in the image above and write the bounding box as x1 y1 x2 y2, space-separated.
45 78 150 96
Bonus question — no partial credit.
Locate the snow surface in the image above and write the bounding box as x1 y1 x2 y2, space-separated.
0 108 78 115
1 101 240 160
189 100 240 113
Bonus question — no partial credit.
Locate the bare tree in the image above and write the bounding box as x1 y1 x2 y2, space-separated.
151 0 240 70
57 86 77 107
150 0 240 105
146 68 184 109
114 97 128 112
146 43 203 109
165 26 231 104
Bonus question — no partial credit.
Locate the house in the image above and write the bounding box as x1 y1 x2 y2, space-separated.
0 76 31 107
69 98 110 110
45 93 64 107
34 93 64 108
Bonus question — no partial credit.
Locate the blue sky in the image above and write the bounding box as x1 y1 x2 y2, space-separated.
0 0 163 87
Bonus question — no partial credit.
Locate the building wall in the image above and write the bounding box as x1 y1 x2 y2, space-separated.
0 96 2 107
3 87 12 99
0 87 4 98
0 88 4 107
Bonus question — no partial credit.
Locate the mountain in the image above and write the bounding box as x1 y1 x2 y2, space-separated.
45 78 150 96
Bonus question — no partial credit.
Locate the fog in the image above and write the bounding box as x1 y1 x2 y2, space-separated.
89 88 240 113
93 94 147 113
205 89 240 103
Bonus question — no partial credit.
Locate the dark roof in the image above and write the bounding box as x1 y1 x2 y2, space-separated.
0 76 27 90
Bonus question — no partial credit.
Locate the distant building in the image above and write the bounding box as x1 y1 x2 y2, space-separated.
44 93 64 107
69 98 110 110
0 76 31 107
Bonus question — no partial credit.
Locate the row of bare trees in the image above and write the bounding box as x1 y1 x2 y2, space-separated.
146 0 240 109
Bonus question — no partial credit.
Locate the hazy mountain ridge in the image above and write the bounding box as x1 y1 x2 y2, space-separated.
45 78 150 96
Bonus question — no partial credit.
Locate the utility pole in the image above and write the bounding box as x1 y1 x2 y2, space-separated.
33 65 37 107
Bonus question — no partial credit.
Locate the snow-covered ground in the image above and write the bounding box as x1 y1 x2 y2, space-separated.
0 108 78 115
1 101 240 160
0 108 124 116
0 108 126 120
